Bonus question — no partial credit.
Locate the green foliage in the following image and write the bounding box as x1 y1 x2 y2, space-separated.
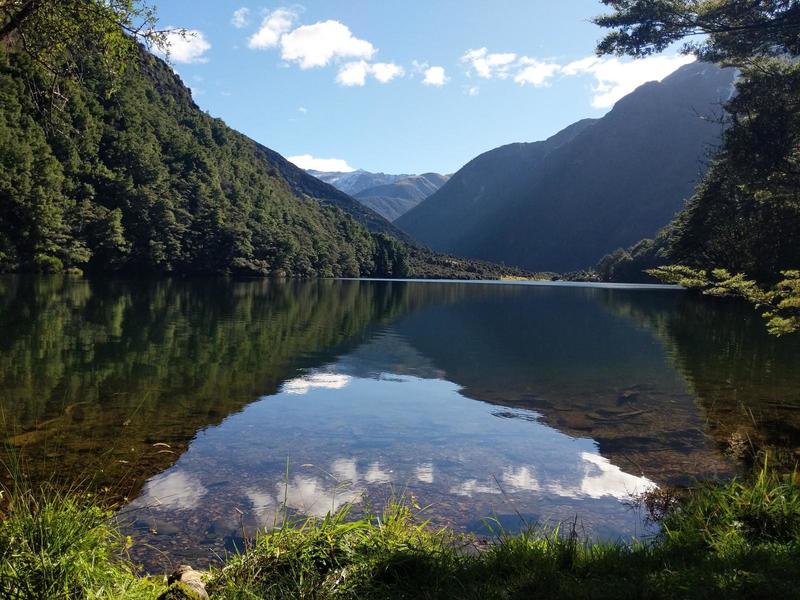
662 459 800 552
208 503 457 599
0 484 159 599
668 59 800 280
7 465 800 599
648 266 800 335
371 233 410 278
595 231 672 283
594 0 800 63
595 2 800 334
0 44 413 278
0 1 165 99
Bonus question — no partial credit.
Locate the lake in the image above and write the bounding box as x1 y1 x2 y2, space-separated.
1 275 799 571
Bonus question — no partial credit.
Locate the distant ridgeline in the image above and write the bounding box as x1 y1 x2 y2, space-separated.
308 170 449 222
0 44 418 278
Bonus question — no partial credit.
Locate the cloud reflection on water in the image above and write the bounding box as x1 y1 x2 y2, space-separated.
282 373 351 395
135 470 207 510
449 454 654 500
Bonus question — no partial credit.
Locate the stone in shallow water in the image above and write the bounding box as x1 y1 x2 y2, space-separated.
157 566 208 600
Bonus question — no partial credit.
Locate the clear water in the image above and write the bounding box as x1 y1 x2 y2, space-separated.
1 276 798 571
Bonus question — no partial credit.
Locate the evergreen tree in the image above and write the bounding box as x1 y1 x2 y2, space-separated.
594 0 800 333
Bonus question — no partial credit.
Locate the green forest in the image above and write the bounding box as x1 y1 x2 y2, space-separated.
0 45 416 277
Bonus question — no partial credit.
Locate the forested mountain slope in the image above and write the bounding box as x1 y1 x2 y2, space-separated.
0 44 410 277
397 62 736 272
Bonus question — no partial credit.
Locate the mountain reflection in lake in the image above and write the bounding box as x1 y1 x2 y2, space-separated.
1 276 799 571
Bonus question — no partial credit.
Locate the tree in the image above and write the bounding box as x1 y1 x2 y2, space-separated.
594 0 800 334
649 266 800 336
0 1 165 70
0 0 173 118
594 0 800 64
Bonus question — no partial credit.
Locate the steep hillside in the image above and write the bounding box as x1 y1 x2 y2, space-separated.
0 44 413 277
259 156 410 241
397 120 596 251
397 62 736 272
354 173 449 221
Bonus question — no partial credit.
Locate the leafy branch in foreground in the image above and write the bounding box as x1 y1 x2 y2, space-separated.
594 0 800 63
649 266 800 335
0 0 182 119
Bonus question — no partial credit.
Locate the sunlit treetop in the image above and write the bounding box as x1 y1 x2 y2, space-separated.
0 0 173 91
594 0 800 63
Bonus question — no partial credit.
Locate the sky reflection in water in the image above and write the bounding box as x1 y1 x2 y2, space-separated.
124 344 657 567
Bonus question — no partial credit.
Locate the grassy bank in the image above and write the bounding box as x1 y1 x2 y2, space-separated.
2 462 800 599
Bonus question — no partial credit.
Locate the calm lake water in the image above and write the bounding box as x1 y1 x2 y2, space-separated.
1 275 799 571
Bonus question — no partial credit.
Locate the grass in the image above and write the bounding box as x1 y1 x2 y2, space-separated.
0 485 160 599
2 460 800 599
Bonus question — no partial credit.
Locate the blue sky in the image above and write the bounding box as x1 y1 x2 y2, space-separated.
154 1 693 174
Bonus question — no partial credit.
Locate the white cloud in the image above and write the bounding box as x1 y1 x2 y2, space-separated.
161 28 211 64
461 48 558 87
280 20 375 69
422 66 447 86
288 154 356 172
231 7 250 29
246 12 401 87
371 62 404 83
336 60 370 86
465 85 480 96
459 46 694 107
336 61 403 86
562 54 696 108
298 106 308 113
462 47 517 79
248 8 296 49
514 58 560 87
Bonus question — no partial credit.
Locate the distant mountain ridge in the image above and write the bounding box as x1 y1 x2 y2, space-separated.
396 62 737 272
254 150 412 242
354 173 449 221
308 170 449 221
307 170 410 196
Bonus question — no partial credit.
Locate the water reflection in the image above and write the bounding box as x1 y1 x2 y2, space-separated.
120 369 661 569
283 373 352 394
136 470 208 511
1 276 799 571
